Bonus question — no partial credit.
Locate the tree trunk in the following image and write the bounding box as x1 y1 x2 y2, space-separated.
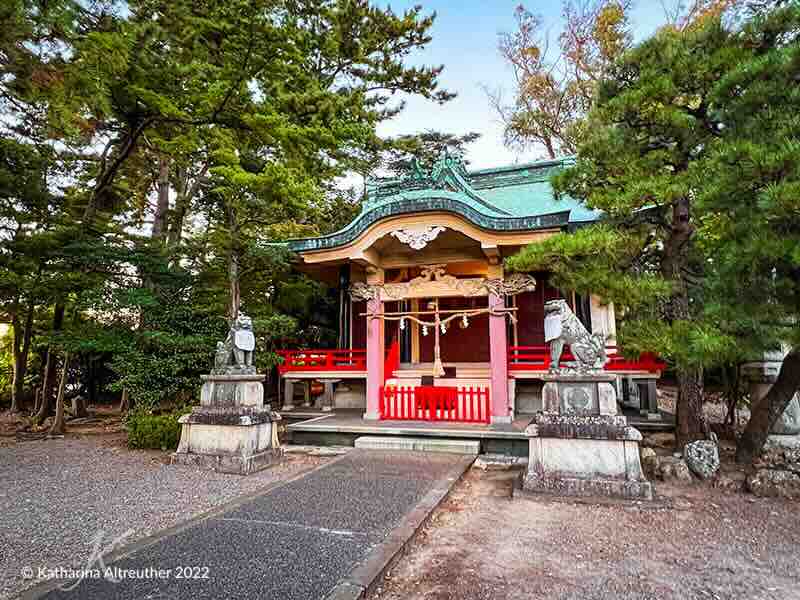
49 353 69 436
119 388 129 413
722 363 742 430
736 347 800 464
152 157 170 241
33 350 54 424
87 356 96 405
33 303 65 424
227 204 240 320
676 366 706 447
229 249 240 320
661 196 707 448
167 164 208 248
10 303 35 413
543 137 556 160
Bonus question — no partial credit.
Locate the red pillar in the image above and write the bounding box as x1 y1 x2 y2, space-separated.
489 293 511 423
364 297 384 420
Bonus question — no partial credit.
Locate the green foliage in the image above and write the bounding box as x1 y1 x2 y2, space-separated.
125 406 192 450
511 3 800 381
532 16 743 372
506 225 672 310
694 3 800 352
1 0 452 412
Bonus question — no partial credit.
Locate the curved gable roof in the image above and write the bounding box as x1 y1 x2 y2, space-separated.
287 155 598 253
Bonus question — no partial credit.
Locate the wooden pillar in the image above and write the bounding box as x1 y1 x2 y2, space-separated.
410 298 420 363
365 296 384 420
489 292 511 423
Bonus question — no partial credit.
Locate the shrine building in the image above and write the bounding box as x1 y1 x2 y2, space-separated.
277 155 665 440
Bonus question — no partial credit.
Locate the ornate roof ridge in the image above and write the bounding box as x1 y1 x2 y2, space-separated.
366 155 576 201
365 152 512 216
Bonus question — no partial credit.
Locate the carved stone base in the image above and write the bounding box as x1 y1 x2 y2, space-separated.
521 376 654 501
200 374 265 408
521 471 654 500
539 373 618 416
522 434 653 501
172 447 282 475
174 371 283 475
172 415 282 475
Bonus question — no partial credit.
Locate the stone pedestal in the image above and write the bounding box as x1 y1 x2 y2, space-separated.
172 373 282 475
522 374 653 500
741 352 800 436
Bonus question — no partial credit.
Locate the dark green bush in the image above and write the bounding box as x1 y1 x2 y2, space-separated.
125 406 192 450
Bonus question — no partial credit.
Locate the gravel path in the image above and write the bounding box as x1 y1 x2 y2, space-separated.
0 437 325 600
19 449 468 600
374 468 800 600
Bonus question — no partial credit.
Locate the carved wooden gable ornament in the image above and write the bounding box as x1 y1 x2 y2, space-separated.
350 265 536 302
389 225 445 250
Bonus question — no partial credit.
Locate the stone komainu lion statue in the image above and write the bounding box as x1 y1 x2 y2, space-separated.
544 299 607 371
214 312 256 374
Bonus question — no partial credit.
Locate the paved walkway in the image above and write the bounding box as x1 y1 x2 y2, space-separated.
30 450 471 600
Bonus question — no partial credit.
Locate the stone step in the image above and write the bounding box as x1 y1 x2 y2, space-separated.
354 436 480 455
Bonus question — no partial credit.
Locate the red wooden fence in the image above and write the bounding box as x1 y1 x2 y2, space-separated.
508 345 665 373
379 385 490 424
277 349 367 374
277 346 664 375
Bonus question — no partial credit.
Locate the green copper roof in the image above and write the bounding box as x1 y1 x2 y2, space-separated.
287 155 599 253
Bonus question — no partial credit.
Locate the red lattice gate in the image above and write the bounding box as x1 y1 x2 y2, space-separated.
379 385 490 424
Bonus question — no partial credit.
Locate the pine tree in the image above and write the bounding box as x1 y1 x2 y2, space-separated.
694 3 800 461
508 16 748 447
1 0 455 411
508 3 800 453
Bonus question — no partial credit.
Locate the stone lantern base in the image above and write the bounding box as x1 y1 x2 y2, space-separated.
521 374 653 500
172 373 283 475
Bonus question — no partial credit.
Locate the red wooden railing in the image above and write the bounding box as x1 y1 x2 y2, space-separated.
277 345 664 375
277 349 367 374
379 385 490 424
508 345 665 373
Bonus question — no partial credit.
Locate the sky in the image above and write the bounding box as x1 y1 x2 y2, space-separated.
373 1 670 170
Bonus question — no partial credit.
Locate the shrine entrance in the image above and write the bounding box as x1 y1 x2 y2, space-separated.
353 270 530 424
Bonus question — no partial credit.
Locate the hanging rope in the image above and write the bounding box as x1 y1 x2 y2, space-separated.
360 306 518 326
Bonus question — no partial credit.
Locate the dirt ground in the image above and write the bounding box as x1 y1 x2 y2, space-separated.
0 405 125 446
373 468 800 600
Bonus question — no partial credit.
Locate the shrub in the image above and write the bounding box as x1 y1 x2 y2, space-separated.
125 406 192 450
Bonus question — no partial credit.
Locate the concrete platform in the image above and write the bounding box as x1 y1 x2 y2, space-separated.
285 409 674 457
288 410 530 439
288 411 532 456
354 436 480 455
